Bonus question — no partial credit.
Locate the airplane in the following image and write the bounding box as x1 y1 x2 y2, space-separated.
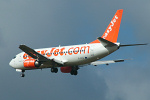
9 9 147 77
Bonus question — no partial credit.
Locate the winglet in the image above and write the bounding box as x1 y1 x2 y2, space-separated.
90 9 123 44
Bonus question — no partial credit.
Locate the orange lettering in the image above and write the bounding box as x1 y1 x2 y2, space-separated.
87 46 90 53
73 47 79 54
41 50 47 55
68 47 74 55
47 48 55 57
54 49 59 56
37 51 40 53
23 53 33 59
60 48 65 56
23 46 90 59
80 46 86 54
23 53 28 59
80 46 90 54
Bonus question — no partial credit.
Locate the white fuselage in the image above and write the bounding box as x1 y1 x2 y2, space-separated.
9 43 119 70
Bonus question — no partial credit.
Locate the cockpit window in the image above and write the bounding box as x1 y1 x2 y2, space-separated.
14 56 16 59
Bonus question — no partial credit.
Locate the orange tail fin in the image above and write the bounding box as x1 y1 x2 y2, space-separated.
90 9 123 44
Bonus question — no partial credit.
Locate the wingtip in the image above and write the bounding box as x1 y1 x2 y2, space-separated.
19 44 24 48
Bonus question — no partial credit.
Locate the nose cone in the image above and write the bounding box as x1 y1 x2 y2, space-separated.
9 58 24 69
9 59 15 68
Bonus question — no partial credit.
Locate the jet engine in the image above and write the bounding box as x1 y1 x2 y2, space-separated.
24 59 41 68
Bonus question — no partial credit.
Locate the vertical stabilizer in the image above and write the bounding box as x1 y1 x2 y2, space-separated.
90 9 123 44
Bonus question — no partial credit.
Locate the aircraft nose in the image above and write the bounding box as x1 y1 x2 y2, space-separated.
9 59 15 68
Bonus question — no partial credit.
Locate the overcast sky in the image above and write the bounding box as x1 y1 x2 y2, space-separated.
0 0 150 100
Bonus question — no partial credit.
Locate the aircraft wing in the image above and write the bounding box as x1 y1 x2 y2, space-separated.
19 45 63 66
19 45 49 61
90 59 126 66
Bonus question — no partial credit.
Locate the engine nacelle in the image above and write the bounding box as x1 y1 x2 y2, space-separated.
24 59 41 68
60 66 72 73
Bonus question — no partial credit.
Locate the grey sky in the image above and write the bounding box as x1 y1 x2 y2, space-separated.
0 0 150 100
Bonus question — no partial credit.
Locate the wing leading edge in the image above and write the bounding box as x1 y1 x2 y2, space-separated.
19 45 48 61
19 45 62 67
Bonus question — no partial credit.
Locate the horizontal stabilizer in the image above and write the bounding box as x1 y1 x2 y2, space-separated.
120 43 148 47
91 59 128 66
